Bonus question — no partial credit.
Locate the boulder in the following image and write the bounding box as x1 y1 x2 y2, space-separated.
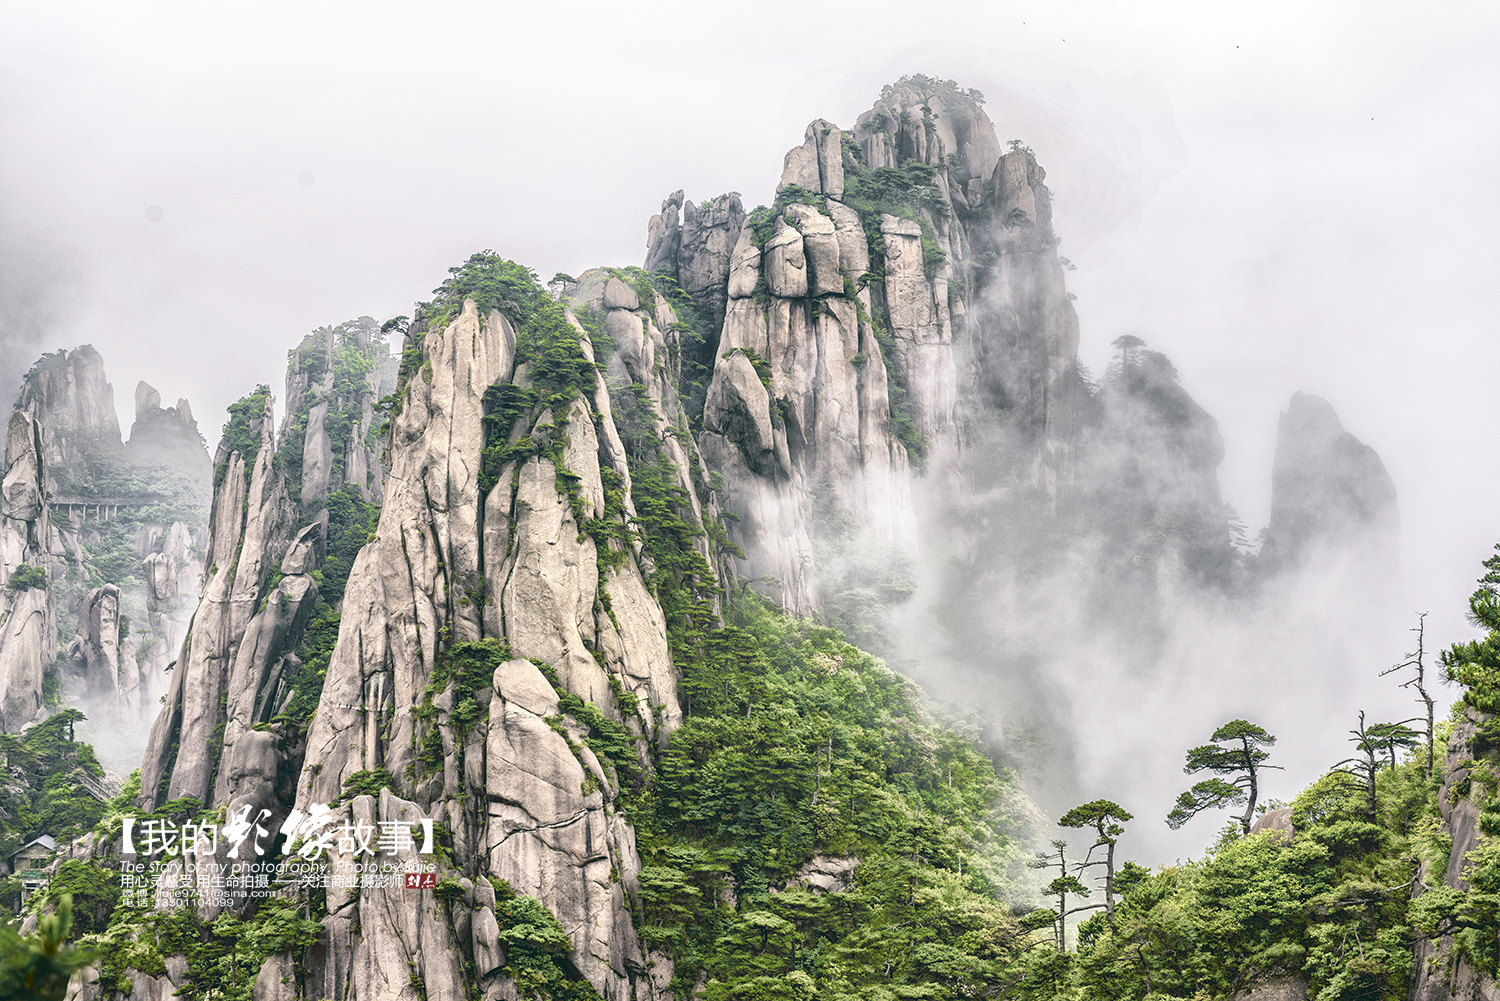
784 204 842 297
763 220 807 299
727 228 762 300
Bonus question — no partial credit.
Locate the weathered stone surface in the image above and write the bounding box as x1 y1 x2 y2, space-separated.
992 150 1038 228
137 520 204 707
486 659 643 998
643 190 683 275
0 411 54 732
301 401 333 506
825 199 869 279
66 584 128 702
1230 975 1309 1001
603 276 640 311
299 299 516 808
784 204 842 297
2 410 46 524
678 193 746 332
726 228 761 300
1409 710 1500 1000
763 221 807 299
1249 807 1294 843
778 138 820 193
15 345 122 494
794 855 859 893
135 381 162 416
778 120 844 197
284 319 388 505
140 391 296 807
704 353 775 474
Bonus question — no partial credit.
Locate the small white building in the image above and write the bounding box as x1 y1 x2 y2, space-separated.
6 834 57 908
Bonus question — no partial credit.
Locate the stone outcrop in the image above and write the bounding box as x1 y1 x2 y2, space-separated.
124 381 212 488
644 191 748 357
1230 976 1310 1001
65 584 137 705
283 318 390 506
135 520 205 706
100 74 1414 1001
277 290 710 1000
1410 709 1500 1000
0 411 56 731
647 78 1076 613
15 345 122 495
140 391 302 808
1259 392 1398 572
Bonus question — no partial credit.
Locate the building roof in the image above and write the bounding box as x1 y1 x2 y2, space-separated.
9 834 57 857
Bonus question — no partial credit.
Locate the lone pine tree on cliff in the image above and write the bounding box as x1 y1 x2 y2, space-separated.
1166 719 1281 834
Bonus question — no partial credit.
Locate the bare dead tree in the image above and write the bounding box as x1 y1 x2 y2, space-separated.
1381 612 1437 779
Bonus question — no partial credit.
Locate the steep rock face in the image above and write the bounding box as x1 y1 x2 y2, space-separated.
651 78 1078 612
282 318 390 506
0 411 56 732
645 190 748 361
136 520 205 706
1259 392 1398 571
140 392 301 808
286 287 707 1000
1410 711 1500 1001
124 381 212 487
14 345 122 494
65 584 137 706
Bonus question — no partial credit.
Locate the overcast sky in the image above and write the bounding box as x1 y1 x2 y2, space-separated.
4 0 1498 859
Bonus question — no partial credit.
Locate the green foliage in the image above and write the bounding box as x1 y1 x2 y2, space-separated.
274 318 386 499
412 639 512 780
0 894 94 1000
36 861 119 935
85 897 324 1001
1443 544 1500 713
1166 719 1278 833
339 769 397 802
557 692 640 797
0 709 106 856
634 592 1026 997
489 880 602 1000
215 385 271 489
5 564 48 592
852 295 927 468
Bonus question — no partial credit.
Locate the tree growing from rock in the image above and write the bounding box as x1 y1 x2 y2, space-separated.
1060 800 1133 931
1167 719 1280 834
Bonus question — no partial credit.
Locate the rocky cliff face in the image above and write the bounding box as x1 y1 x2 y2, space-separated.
282 287 698 1001
1259 392 1398 572
15 345 122 495
140 387 302 808
110 265 720 1000
7 346 213 746
125 381 211 486
0 411 56 732
1411 711 1500 1001
281 317 391 506
61 74 1410 1001
646 78 1078 615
